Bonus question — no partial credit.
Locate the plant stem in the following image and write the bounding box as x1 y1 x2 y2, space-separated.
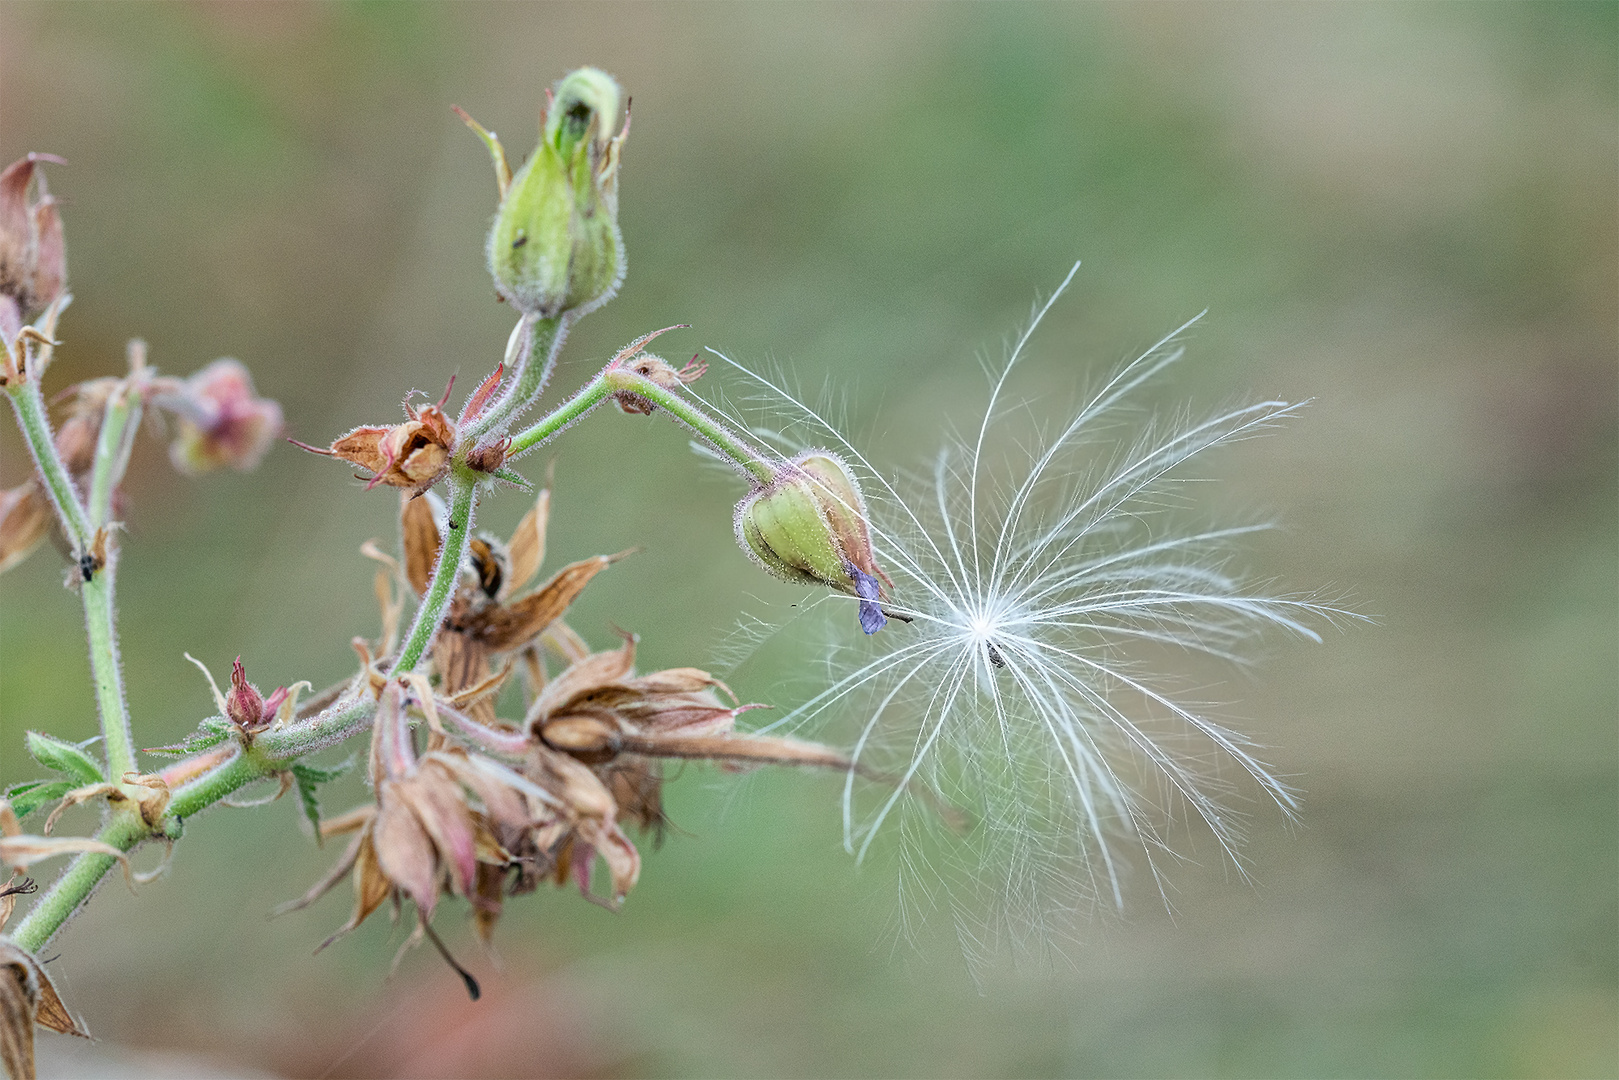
86 383 141 528
8 813 146 953
82 384 144 779
390 472 477 674
507 372 611 458
462 315 566 441
9 691 378 952
606 371 777 483
3 379 90 551
81 571 137 780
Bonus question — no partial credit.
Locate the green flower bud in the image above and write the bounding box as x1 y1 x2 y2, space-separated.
474 67 627 319
735 452 892 634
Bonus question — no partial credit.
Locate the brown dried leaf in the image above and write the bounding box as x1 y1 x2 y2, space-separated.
328 427 390 473
617 731 857 770
525 744 617 822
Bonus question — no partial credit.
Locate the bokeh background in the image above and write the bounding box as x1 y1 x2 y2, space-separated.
2 3 1614 1077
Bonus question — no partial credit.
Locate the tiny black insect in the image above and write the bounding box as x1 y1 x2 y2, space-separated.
78 553 97 581
986 642 1006 669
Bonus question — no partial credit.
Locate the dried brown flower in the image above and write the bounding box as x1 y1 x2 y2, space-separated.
0 154 67 345
296 394 457 497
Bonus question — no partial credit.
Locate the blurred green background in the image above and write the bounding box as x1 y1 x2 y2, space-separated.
1 2 1614 1077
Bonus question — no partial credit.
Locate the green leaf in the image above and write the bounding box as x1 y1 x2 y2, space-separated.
6 779 75 819
291 758 354 846
25 731 106 784
144 718 234 758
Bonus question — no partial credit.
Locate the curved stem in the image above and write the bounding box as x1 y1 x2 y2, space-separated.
390 472 477 674
606 371 777 484
507 372 611 458
8 813 146 953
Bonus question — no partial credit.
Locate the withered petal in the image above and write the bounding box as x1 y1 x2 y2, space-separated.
525 636 637 727
373 787 439 918
475 554 619 652
274 826 366 917
0 484 49 575
30 962 85 1039
575 818 640 902
400 492 440 598
399 774 478 900
503 489 550 600
328 427 391 473
627 667 732 699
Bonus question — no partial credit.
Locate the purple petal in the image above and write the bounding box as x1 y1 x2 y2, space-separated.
851 568 887 634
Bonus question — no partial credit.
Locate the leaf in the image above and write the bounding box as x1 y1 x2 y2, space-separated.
291 759 354 846
143 718 232 758
4 780 73 820
24 731 105 785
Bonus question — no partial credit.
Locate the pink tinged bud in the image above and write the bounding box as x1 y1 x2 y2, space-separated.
0 153 68 340
226 656 270 735
164 359 284 475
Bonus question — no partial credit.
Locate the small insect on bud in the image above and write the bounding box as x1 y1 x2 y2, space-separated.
156 358 284 475
461 67 628 319
0 153 67 342
735 452 893 634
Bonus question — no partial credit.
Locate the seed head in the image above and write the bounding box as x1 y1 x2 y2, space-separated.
737 451 892 633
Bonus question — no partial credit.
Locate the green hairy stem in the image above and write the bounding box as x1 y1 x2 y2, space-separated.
84 387 143 779
8 814 146 954
4 379 91 551
606 371 778 484
390 471 478 673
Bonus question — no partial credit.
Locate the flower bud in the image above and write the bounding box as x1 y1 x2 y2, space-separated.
735 452 892 633
480 68 627 318
0 153 67 341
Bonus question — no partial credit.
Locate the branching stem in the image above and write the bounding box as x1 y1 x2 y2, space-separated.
390 472 478 674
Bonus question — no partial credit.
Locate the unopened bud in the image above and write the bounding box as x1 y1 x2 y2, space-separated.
735 452 892 633
226 656 268 734
0 153 67 341
476 68 627 318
